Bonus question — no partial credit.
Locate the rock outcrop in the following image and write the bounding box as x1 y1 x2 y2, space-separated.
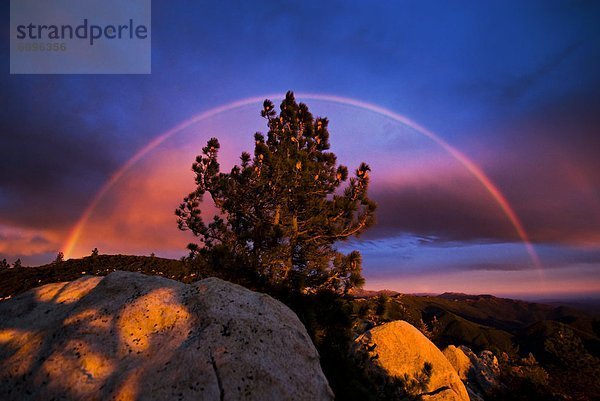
442 345 472 381
0 271 333 401
354 320 469 401
458 346 500 394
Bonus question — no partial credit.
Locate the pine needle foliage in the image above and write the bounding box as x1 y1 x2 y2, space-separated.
176 91 376 293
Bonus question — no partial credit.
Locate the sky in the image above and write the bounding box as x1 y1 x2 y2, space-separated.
1 1 600 299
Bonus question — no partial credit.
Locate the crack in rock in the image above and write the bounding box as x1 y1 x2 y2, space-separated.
210 354 225 401
420 385 451 397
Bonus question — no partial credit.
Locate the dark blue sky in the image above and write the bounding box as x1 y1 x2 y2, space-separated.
2 1 600 297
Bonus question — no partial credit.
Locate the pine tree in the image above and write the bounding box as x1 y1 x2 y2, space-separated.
12 258 22 269
176 91 376 293
53 252 64 264
0 259 9 270
91 248 99 257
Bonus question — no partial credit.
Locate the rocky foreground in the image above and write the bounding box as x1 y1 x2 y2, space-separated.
2 270 592 400
355 321 469 401
0 271 333 401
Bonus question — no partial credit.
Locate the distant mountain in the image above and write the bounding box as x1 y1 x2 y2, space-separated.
536 299 600 317
437 292 496 300
349 288 400 298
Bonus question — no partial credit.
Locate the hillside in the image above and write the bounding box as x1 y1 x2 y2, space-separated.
0 255 189 299
2 256 598 356
2 255 600 400
352 290 600 400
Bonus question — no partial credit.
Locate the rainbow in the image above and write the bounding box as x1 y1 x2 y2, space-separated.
62 93 543 273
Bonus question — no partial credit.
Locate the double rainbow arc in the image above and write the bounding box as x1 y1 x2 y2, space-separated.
62 93 542 273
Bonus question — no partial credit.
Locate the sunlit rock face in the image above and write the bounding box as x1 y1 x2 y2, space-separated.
442 345 485 401
442 345 472 381
0 271 333 401
354 320 469 401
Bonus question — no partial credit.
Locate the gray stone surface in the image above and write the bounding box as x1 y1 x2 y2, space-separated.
0 271 333 401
